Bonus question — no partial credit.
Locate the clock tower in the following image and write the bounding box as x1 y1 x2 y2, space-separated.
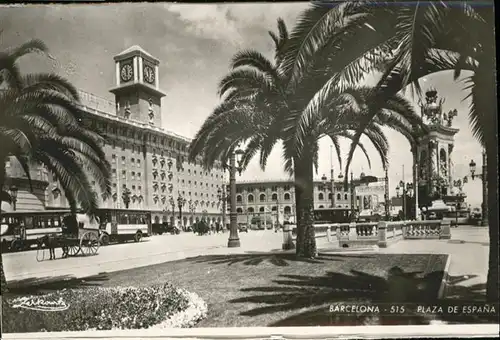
109 45 166 126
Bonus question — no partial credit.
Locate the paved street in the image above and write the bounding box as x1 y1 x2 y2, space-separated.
4 229 331 283
4 226 489 297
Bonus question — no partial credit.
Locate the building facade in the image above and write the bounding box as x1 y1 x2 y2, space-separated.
234 176 386 226
3 46 226 227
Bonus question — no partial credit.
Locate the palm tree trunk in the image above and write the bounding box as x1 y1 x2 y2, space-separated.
294 154 317 258
294 159 304 255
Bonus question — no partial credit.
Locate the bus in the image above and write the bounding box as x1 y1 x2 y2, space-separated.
94 209 152 244
292 207 355 237
1 210 72 252
313 207 355 225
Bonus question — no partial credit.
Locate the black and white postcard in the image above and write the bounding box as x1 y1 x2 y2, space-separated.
1 2 498 339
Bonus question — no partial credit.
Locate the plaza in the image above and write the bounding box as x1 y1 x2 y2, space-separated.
4 226 489 296
1 1 498 336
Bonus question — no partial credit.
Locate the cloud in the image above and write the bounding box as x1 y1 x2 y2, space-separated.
165 4 243 44
164 3 308 45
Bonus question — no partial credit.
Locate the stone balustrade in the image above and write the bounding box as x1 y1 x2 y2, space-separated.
403 220 451 239
291 219 452 249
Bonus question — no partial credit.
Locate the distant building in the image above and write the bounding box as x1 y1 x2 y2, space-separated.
234 176 386 225
3 46 225 227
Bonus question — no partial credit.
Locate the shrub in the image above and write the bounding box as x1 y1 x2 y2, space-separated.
3 283 191 332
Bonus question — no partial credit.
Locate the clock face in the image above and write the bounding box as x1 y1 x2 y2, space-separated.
143 65 155 84
120 64 133 82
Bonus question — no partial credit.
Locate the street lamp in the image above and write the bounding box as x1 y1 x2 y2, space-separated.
350 172 355 218
169 196 175 226
469 151 488 226
9 185 18 211
187 199 196 228
217 186 227 232
396 181 413 220
177 193 186 229
222 146 244 248
384 168 390 221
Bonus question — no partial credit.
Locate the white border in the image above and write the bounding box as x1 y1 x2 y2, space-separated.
2 324 499 339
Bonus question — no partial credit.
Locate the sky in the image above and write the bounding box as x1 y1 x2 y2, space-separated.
0 2 487 207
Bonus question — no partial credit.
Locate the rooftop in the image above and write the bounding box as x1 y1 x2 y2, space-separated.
77 89 191 144
114 45 159 63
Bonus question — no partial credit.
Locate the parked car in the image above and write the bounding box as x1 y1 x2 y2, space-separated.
238 225 248 233
166 224 181 235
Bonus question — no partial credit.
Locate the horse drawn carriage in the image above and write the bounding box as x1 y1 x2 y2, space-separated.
37 214 101 259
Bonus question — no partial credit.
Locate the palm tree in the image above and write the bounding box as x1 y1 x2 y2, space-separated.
189 19 425 257
287 1 497 300
0 40 111 292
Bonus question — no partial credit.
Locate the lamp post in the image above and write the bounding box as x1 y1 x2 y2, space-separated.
169 196 175 226
452 178 465 227
469 151 488 226
9 185 18 211
223 147 244 248
384 168 390 220
177 194 186 229
396 181 414 220
188 199 196 228
350 172 355 218
217 186 227 232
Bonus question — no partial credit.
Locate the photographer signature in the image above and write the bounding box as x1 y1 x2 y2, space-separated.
10 296 69 312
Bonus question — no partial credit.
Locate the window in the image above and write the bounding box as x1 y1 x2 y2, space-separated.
337 193 341 200
248 194 254 202
284 185 290 191
237 208 243 213
272 193 278 201
248 207 254 213
121 156 125 165
344 194 348 200
112 169 117 177
259 207 265 212
131 158 135 164
137 159 141 167
137 172 141 180
122 170 126 179
318 193 324 200
111 154 116 163
131 171 135 180
284 193 291 201
271 186 278 192
259 194 266 202
236 195 242 203
328 193 332 200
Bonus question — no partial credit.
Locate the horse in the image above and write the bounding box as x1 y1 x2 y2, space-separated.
37 234 63 260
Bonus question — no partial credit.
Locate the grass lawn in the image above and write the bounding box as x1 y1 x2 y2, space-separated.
5 253 450 329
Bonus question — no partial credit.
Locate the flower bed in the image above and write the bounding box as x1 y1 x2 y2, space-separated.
3 283 208 333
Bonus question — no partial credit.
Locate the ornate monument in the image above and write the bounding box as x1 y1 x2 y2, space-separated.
417 88 460 204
